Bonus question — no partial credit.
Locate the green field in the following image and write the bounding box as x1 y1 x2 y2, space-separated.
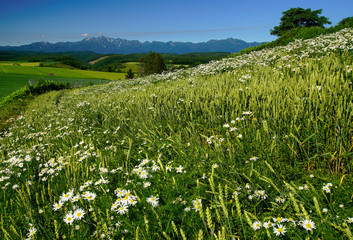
0 62 126 99
0 62 125 80
0 29 353 239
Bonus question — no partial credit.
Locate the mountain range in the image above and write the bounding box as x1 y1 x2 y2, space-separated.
0 36 263 54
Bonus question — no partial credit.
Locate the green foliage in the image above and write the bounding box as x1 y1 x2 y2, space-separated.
125 68 134 79
143 51 166 75
270 7 331 36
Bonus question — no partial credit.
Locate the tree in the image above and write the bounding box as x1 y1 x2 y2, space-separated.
125 68 134 79
271 8 331 36
144 51 166 75
137 57 145 77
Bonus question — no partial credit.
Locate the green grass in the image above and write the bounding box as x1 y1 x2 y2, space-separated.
0 61 124 99
0 29 353 239
0 63 125 80
0 72 110 100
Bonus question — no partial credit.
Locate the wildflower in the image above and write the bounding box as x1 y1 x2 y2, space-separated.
201 173 207 179
322 185 331 193
116 189 126 197
60 191 73 202
143 182 151 188
275 197 285 203
273 224 286 236
140 170 149 179
223 123 230 128
73 208 85 220
273 217 284 223
128 198 138 206
71 195 80 202
147 196 159 208
302 219 316 231
63 213 75 225
322 208 328 213
192 199 202 211
347 217 353 224
263 221 273 229
151 165 160 172
212 163 219 169
166 165 172 171
249 156 258 161
184 207 191 212
252 221 262 230
117 205 129 215
176 165 183 173
27 227 37 236
84 191 96 201
237 134 243 139
232 191 240 197
111 202 119 211
53 201 64 211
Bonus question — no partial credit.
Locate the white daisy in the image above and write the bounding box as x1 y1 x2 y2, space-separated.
116 205 129 215
63 213 75 225
73 208 85 220
263 221 273 229
273 224 286 236
302 219 316 231
176 165 183 173
252 221 262 230
147 196 159 208
53 201 64 211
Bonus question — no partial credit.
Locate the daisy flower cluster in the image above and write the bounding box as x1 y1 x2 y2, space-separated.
252 217 316 237
112 188 138 214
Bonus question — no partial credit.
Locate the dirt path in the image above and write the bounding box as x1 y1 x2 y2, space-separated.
89 56 109 65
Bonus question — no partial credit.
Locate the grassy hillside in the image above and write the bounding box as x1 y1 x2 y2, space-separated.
0 29 353 239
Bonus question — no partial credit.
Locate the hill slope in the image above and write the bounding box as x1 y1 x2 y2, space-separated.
0 29 353 239
0 37 262 54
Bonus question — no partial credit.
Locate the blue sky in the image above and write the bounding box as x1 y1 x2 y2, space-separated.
0 0 352 46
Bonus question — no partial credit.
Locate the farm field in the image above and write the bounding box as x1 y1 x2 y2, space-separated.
0 62 126 80
0 73 110 100
0 62 125 99
0 29 353 239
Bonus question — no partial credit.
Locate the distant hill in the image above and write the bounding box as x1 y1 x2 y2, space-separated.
0 37 263 54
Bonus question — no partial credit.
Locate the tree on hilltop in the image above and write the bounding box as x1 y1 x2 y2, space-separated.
271 7 331 36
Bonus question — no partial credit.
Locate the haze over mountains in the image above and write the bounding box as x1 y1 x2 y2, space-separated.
0 36 263 54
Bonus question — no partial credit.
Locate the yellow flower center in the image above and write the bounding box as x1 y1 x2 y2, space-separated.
278 228 283 232
306 223 312 228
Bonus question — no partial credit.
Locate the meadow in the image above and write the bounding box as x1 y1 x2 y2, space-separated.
0 62 124 99
0 29 353 240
